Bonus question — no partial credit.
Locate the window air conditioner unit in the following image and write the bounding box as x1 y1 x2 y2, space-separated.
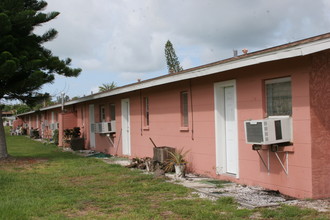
49 123 59 130
95 121 116 133
244 117 291 145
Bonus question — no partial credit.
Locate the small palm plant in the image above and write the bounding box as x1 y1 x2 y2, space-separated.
165 148 189 178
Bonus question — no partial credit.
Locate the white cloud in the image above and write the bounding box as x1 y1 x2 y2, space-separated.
181 58 194 70
38 0 330 98
79 59 102 70
90 86 100 95
118 72 148 82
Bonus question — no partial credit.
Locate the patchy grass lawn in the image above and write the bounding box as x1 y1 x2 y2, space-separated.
0 130 329 219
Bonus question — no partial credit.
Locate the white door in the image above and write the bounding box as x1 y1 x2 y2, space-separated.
89 104 96 148
214 80 239 176
121 99 131 155
224 86 238 174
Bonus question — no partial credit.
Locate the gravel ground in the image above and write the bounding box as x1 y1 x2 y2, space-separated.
167 173 330 212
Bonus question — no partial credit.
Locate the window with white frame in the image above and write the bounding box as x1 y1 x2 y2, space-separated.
180 91 189 127
143 97 149 126
265 77 292 116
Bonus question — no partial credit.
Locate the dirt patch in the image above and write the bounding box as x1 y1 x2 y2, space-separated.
66 176 96 186
64 204 104 218
160 210 176 218
0 157 49 171
0 156 48 164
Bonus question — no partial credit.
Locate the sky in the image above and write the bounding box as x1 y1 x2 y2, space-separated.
36 0 330 100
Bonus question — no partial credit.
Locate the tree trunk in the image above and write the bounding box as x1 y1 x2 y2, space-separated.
0 110 8 158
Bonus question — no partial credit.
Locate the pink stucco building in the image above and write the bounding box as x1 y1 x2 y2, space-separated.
17 33 330 199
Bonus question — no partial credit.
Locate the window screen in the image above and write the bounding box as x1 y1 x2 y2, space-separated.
143 97 149 126
181 91 188 127
266 77 292 116
109 104 115 121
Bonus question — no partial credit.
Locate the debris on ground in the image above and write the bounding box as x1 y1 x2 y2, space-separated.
125 157 151 169
167 173 287 208
124 156 169 173
166 173 330 212
87 152 112 158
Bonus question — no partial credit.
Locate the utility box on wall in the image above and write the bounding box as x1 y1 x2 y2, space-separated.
153 146 175 163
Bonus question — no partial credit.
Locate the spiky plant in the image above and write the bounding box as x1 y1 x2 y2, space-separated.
164 148 189 172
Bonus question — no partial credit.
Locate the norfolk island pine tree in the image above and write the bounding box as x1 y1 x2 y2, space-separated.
165 40 183 74
0 0 81 158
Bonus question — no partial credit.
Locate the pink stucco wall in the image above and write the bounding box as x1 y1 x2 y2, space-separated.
310 50 330 198
125 81 218 175
236 57 313 198
58 111 77 147
12 117 23 129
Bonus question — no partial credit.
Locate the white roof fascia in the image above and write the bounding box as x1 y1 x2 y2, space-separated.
41 104 62 111
16 104 62 117
301 39 330 55
22 36 330 114
16 110 35 117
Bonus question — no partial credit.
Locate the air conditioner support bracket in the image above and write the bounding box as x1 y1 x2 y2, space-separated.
106 134 114 146
256 150 270 173
274 152 288 175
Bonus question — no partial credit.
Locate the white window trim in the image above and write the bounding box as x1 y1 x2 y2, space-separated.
265 76 292 117
265 77 291 84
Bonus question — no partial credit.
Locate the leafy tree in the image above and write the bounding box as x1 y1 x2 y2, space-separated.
1 104 13 112
165 40 183 74
99 81 117 92
0 0 82 158
30 92 55 109
15 104 31 114
1 103 31 115
70 96 80 101
55 95 69 104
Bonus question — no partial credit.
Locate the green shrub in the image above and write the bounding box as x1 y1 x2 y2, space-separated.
30 129 40 139
53 129 59 145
